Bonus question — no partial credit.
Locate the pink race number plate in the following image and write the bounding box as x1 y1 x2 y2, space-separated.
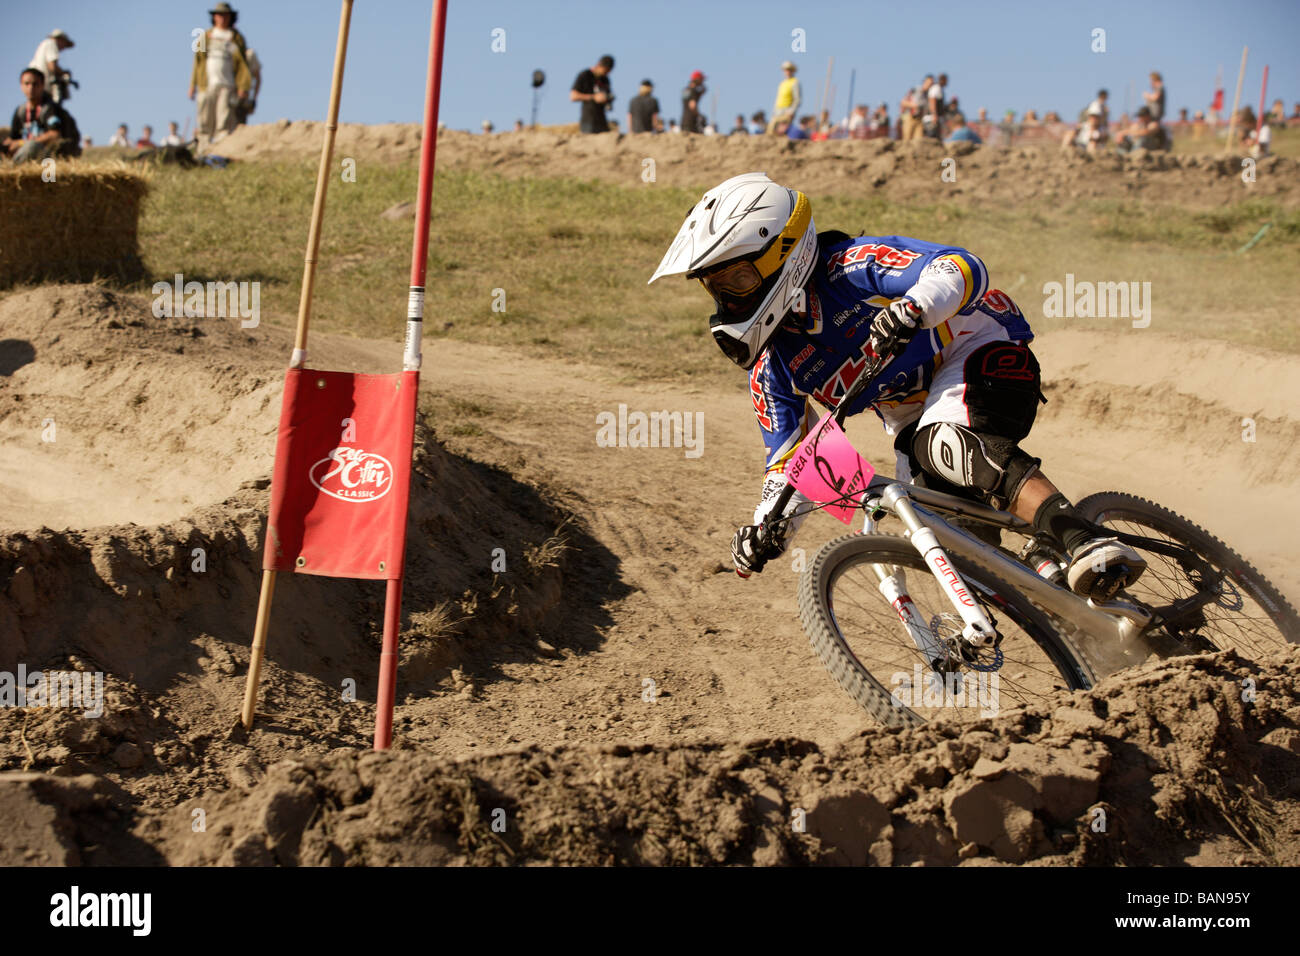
785 415 875 525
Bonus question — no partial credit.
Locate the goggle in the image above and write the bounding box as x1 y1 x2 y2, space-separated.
698 260 761 299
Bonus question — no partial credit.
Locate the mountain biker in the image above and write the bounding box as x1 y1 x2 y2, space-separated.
648 172 1147 600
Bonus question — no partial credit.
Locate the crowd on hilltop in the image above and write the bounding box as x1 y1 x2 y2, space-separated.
3 5 264 165
549 54 1292 157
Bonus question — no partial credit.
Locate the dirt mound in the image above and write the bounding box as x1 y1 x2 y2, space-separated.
0 285 281 530
216 121 1298 208
6 646 1293 866
0 284 616 822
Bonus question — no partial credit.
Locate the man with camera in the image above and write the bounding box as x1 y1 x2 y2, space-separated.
571 55 615 133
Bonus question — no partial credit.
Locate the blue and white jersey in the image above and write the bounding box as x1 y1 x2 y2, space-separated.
749 234 1033 473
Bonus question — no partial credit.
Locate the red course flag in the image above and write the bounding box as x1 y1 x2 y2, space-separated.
263 369 417 580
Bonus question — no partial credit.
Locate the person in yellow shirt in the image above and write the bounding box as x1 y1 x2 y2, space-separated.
767 61 800 133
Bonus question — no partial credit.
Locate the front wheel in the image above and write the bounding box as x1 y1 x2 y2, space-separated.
798 534 1096 728
1075 492 1300 656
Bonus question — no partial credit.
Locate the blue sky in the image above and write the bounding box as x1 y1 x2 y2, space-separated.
3 0 1296 141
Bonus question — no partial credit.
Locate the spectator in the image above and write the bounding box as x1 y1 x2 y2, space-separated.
680 70 706 134
1063 111 1103 154
1253 117 1272 157
944 112 981 144
136 124 157 148
1086 88 1109 139
189 2 252 148
163 120 183 146
769 61 800 133
729 113 749 135
1116 106 1165 153
848 103 869 136
108 123 129 147
627 79 660 133
28 29 76 104
749 111 767 135
1023 109 1041 126
1177 107 1189 125
873 103 890 137
787 114 815 140
1266 98 1285 125
999 109 1017 141
924 72 948 139
1233 106 1257 152
3 68 80 162
1192 110 1207 139
234 46 262 126
512 119 524 132
570 54 615 133
1143 71 1165 122
667 119 680 134
1290 103 1300 124
899 87 920 140
977 107 988 123
811 109 832 140
481 120 494 134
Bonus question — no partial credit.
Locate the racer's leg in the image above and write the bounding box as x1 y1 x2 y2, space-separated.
902 336 1146 598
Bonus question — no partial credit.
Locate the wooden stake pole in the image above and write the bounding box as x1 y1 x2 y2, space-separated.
1224 46 1248 154
241 0 354 731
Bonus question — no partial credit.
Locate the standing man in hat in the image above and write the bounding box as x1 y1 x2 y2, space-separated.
768 61 801 133
189 2 252 148
29 29 76 104
681 70 707 134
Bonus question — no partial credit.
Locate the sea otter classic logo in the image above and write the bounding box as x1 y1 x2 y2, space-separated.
309 446 394 502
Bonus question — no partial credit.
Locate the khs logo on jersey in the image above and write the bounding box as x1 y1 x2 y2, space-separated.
827 242 924 276
750 354 775 431
810 350 872 408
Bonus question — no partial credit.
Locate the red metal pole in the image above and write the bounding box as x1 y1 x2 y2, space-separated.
374 578 404 749
403 0 449 373
375 0 449 751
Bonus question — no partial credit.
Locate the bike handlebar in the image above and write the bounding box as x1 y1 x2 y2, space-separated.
762 347 894 533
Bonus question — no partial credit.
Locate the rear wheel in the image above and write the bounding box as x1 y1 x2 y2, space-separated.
798 534 1096 727
1075 492 1299 656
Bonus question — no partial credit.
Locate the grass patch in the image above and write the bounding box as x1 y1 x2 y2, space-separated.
131 161 1300 390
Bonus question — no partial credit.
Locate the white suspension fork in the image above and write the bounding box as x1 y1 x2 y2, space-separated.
877 484 999 646
861 509 947 662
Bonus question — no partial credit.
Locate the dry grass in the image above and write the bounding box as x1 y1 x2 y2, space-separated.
116 160 1300 389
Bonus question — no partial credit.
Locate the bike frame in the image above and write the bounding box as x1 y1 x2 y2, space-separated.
860 478 1151 646
762 347 1151 657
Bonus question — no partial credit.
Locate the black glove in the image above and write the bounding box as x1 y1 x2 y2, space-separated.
868 298 923 358
731 523 786 578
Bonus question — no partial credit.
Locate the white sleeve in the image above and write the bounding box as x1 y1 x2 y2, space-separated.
906 256 980 327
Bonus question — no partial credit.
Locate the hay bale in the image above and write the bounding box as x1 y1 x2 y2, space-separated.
0 160 149 287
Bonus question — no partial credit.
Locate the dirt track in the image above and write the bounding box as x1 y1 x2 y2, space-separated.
2 280 1298 865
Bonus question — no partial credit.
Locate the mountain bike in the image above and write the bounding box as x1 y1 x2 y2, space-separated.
760 353 1300 727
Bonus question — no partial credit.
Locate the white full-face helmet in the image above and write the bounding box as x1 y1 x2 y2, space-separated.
648 172 816 369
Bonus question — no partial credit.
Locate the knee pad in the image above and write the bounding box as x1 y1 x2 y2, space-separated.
912 422 1040 508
